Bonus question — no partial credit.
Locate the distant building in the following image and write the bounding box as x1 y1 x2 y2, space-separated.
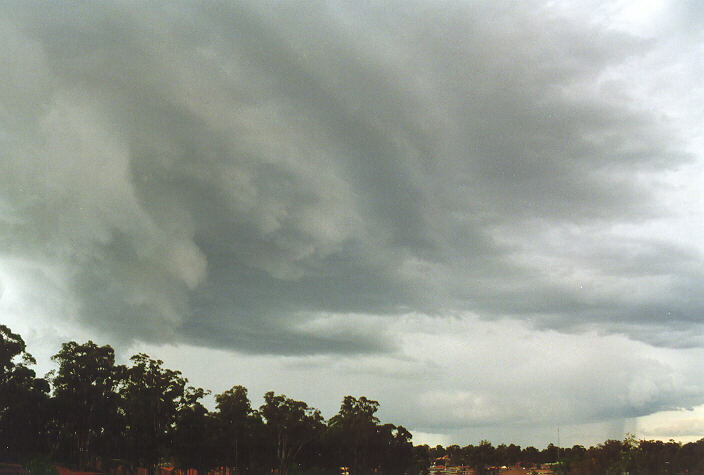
430 461 553 475
429 461 478 475
531 468 554 475
429 467 478 475
493 466 530 475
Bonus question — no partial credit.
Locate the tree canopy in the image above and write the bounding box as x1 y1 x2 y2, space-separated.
5 325 704 475
0 325 50 461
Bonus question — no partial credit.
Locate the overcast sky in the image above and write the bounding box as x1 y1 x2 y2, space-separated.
2 0 704 448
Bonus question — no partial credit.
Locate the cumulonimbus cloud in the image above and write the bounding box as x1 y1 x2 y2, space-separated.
0 0 701 356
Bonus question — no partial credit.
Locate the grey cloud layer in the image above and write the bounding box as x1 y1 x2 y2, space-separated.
0 1 699 354
130 315 704 447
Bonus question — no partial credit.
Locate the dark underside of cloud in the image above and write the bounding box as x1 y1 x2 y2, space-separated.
1 0 700 355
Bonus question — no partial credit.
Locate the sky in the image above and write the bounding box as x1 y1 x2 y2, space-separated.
1 0 704 448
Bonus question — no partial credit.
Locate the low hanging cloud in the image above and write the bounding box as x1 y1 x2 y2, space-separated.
1 0 702 356
125 314 704 447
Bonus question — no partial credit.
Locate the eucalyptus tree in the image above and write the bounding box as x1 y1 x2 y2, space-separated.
50 340 124 469
121 353 187 471
213 385 264 473
172 386 214 473
260 391 325 474
0 325 50 462
327 396 381 473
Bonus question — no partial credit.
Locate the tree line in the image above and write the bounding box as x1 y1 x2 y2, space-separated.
5 324 704 474
415 436 704 474
0 325 413 474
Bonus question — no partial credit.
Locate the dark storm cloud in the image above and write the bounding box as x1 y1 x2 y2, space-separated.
0 0 699 354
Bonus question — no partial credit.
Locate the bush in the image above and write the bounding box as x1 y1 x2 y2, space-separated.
24 458 57 475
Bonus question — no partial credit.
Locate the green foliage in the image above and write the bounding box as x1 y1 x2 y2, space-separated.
172 386 214 471
260 391 325 473
326 395 413 474
0 325 50 461
288 468 337 475
0 324 35 370
327 395 380 472
9 325 704 475
50 340 124 469
23 457 58 475
121 353 188 470
212 385 264 471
